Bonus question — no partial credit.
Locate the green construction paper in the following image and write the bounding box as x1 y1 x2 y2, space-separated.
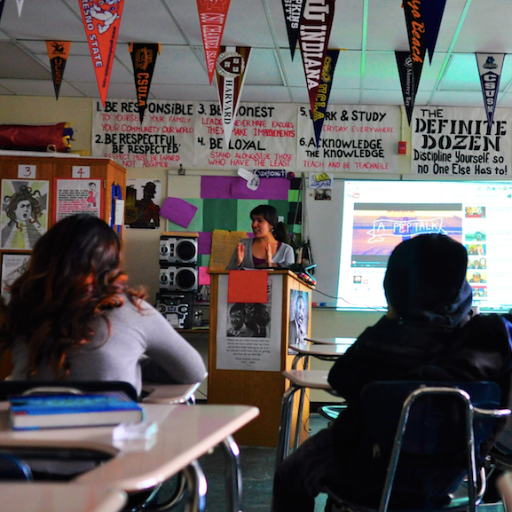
237 200 265 232
203 199 238 232
288 190 300 202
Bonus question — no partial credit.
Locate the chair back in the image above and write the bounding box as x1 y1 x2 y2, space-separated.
0 380 138 401
359 381 502 512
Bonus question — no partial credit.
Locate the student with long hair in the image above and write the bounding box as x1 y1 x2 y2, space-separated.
0 214 206 396
226 204 294 269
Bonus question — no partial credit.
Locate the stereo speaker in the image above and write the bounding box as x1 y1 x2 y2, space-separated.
155 292 194 329
159 265 198 292
159 236 198 265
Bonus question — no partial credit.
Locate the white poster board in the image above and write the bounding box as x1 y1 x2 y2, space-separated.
216 274 283 371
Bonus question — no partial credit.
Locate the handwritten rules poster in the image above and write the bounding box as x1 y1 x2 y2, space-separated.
412 107 512 177
296 105 399 172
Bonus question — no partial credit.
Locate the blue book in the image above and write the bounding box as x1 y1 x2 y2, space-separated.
9 392 144 430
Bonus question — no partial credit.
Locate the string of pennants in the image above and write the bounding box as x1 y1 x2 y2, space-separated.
0 0 505 143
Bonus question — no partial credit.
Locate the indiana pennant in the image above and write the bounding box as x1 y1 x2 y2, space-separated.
78 0 125 107
197 0 232 85
312 49 339 147
395 51 416 126
215 46 251 145
46 41 71 101
403 0 426 94
16 0 23 16
299 0 335 118
281 0 306 60
422 0 446 64
476 53 505 135
129 43 161 124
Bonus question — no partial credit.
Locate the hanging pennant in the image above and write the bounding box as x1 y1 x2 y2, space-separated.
403 0 426 94
196 0 232 85
395 51 416 126
312 49 339 148
215 46 251 145
0 0 6 24
129 43 161 124
16 0 23 16
46 41 71 101
78 0 125 107
422 0 446 64
281 0 306 61
299 0 336 117
476 53 505 135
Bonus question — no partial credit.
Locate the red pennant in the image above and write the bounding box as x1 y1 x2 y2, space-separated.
78 0 125 107
215 46 252 145
298 0 336 117
197 0 232 85
46 41 71 101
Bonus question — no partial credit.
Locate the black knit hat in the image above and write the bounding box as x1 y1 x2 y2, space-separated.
384 234 472 324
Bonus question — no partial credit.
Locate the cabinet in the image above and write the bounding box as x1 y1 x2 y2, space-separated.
0 154 126 379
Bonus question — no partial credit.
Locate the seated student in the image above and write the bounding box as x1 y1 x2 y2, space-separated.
0 214 206 396
272 234 512 512
226 204 294 269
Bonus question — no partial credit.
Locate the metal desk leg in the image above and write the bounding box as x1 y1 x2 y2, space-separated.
294 356 310 450
183 460 207 512
221 435 242 512
276 384 300 467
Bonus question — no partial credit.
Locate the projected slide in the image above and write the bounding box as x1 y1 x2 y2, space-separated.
338 180 512 312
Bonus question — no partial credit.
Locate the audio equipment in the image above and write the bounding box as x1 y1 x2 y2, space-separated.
155 292 194 329
159 265 198 293
159 234 198 264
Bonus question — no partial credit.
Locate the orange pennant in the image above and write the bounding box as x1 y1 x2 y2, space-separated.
46 41 71 100
78 0 125 106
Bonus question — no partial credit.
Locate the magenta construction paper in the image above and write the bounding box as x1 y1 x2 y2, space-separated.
198 232 212 254
201 176 289 200
201 176 233 198
160 197 198 228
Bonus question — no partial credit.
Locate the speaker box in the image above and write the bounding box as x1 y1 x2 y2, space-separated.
160 235 198 265
159 265 198 292
155 292 194 329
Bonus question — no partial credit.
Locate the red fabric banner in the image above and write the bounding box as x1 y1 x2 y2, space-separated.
197 0 232 85
215 46 252 146
298 0 336 117
78 0 125 106
46 41 71 101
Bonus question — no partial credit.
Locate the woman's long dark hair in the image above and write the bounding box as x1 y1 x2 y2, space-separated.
250 204 289 243
0 214 144 378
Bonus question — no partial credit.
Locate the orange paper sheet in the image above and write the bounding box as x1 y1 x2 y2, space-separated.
228 270 268 303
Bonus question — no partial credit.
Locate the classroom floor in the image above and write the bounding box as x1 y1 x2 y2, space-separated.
157 413 329 512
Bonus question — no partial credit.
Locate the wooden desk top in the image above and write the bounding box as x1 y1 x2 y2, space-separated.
304 337 356 345
289 343 349 357
0 403 259 493
0 484 126 512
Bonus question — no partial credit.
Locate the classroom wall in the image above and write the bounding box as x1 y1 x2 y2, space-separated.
0 96 409 401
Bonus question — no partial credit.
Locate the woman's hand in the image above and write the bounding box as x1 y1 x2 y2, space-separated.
265 243 275 267
235 243 245 267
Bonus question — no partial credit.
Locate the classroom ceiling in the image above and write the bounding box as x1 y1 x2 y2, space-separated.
2 0 512 108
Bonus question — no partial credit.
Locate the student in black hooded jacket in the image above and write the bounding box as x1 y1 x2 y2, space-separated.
272 234 512 512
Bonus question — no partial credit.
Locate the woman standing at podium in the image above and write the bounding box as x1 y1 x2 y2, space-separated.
226 205 294 269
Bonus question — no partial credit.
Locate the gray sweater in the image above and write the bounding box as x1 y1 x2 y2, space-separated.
226 238 295 269
10 298 207 396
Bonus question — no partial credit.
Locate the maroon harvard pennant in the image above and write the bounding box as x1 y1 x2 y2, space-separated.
298 0 336 118
129 43 161 124
215 46 252 145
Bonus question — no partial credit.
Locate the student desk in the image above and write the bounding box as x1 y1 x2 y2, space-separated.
0 483 127 512
304 336 356 346
0 403 259 512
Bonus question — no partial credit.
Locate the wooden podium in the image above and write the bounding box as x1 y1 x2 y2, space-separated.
207 270 314 447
